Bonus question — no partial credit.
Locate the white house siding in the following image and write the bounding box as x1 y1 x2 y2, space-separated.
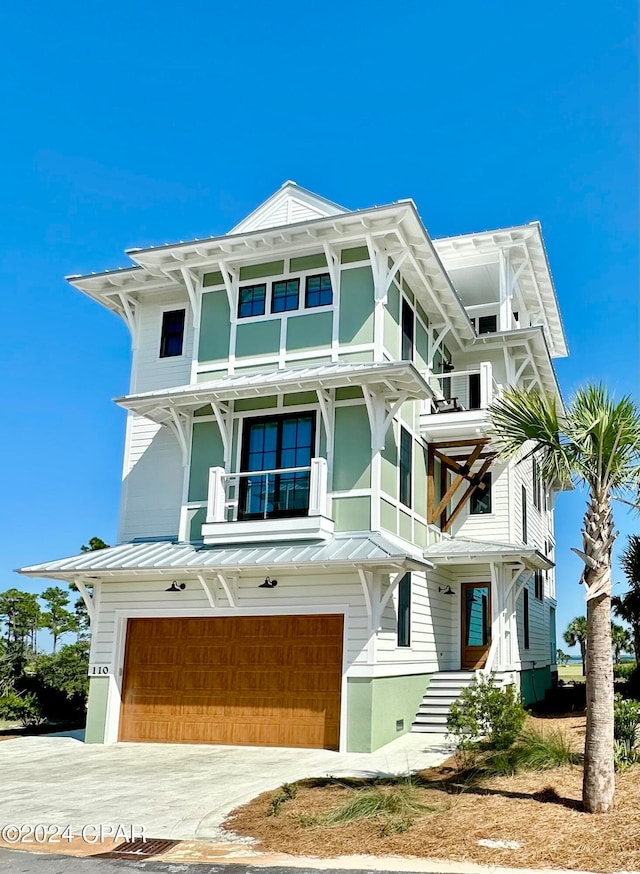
118 416 184 542
377 567 458 672
453 460 511 542
130 296 193 393
515 579 552 668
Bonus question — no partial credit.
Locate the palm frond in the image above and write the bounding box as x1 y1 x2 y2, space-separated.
488 387 573 486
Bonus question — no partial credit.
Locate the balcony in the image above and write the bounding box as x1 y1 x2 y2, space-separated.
421 361 502 440
201 457 334 545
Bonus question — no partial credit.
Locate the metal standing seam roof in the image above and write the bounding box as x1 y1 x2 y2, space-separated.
17 534 433 580
424 538 552 569
114 361 435 414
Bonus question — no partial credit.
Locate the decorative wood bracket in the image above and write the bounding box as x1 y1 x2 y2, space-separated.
210 400 233 467
166 407 191 467
427 438 496 532
74 577 97 626
358 567 406 631
362 387 409 451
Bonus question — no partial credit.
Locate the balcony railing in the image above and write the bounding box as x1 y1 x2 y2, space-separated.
207 458 328 523
425 361 502 415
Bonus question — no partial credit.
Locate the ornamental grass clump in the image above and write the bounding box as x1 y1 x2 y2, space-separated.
474 726 581 778
447 673 527 754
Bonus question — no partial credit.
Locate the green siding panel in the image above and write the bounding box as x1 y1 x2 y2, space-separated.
339 267 374 345
380 499 397 535
416 300 430 328
188 422 224 501
347 674 430 752
399 510 412 543
520 666 552 707
203 270 224 287
335 387 362 400
187 507 207 542
414 520 427 547
341 245 369 264
236 319 281 358
333 406 371 490
333 496 371 531
199 291 231 363
85 677 110 744
416 321 429 371
290 253 327 271
381 423 398 498
196 369 226 383
283 391 318 406
384 280 401 358
338 351 374 363
239 260 285 281
194 405 213 417
234 396 278 411
286 311 333 352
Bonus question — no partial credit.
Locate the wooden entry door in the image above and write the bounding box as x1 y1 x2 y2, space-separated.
119 615 343 749
461 583 491 669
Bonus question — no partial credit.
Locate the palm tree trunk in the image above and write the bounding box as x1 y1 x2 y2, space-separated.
582 494 615 814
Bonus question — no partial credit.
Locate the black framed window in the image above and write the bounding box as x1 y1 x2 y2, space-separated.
523 587 530 649
399 427 412 508
534 569 544 601
469 372 481 409
239 413 315 520
238 284 266 318
478 315 497 335
159 309 185 358
305 273 332 308
271 278 299 313
401 299 414 360
533 459 542 510
470 473 492 515
397 573 411 647
522 484 528 543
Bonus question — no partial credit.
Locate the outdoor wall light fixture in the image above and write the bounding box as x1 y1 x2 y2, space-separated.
259 577 278 589
439 585 455 596
166 580 186 592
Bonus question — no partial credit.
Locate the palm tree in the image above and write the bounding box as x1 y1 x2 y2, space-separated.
563 616 588 675
612 534 640 664
490 384 640 813
611 622 631 665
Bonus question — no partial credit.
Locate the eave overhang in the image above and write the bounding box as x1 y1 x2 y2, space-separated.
434 222 568 359
114 361 435 423
425 539 552 570
67 201 476 348
17 535 433 583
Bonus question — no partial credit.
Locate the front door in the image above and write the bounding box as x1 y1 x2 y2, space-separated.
461 583 491 669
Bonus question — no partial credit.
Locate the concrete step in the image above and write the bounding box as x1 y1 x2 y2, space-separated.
413 713 449 725
411 722 451 733
424 687 466 697
431 672 475 681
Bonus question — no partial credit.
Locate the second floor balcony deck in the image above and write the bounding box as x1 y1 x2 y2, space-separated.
421 361 502 440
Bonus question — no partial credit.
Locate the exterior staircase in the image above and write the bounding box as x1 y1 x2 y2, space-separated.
411 670 477 734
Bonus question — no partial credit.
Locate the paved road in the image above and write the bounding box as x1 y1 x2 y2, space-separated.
0 848 439 874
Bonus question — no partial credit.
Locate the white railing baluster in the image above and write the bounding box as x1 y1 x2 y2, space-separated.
206 467 226 523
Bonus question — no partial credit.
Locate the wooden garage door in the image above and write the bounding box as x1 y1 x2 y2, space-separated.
119 615 343 749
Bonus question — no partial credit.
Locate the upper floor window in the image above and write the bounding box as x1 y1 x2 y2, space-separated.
475 315 497 335
272 279 300 313
470 473 492 515
521 484 528 543
534 569 544 601
238 284 266 318
400 427 412 508
533 458 542 510
159 309 185 358
238 412 315 520
305 273 333 308
397 573 411 647
401 299 414 360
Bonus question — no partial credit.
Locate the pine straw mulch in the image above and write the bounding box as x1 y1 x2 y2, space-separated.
225 716 640 873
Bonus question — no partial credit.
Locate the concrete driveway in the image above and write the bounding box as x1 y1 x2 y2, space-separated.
0 731 452 841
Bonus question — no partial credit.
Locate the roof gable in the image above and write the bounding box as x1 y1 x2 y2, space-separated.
230 181 347 233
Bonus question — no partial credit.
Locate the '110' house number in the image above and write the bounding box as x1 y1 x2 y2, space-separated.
88 665 111 677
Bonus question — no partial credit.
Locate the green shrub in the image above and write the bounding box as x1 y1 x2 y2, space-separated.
25 643 89 722
475 726 580 777
447 673 527 751
614 662 636 681
267 782 298 817
0 691 44 727
614 694 640 746
614 739 640 772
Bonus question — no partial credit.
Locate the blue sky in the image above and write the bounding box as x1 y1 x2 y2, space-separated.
2 1 637 654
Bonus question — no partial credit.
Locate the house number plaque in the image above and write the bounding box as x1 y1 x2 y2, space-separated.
88 664 112 677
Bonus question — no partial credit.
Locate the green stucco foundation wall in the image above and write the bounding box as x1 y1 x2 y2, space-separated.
85 677 111 744
520 666 552 707
347 674 430 752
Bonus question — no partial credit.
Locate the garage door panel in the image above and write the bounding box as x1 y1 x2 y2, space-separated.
120 615 343 749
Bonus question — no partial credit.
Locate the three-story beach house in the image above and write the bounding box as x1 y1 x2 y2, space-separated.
19 183 566 752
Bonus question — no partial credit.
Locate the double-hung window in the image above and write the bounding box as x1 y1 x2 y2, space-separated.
239 413 315 520
401 299 414 360
305 273 332 308
399 427 412 508
159 309 185 358
271 279 299 313
397 573 411 647
238 284 266 318
470 473 492 514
